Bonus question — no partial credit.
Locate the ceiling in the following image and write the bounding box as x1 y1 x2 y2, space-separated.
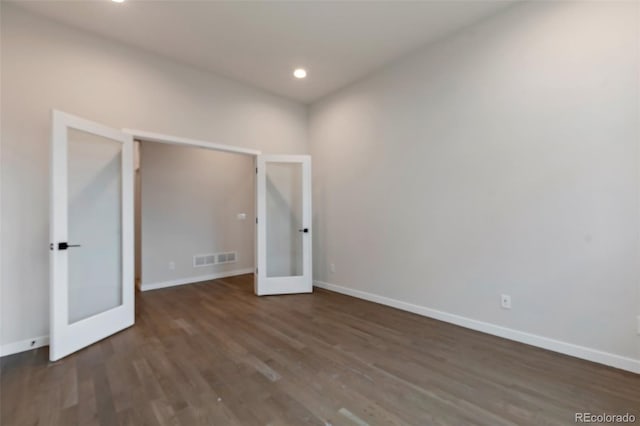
12 0 515 104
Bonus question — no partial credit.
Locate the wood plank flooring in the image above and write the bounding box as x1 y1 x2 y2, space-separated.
1 274 639 425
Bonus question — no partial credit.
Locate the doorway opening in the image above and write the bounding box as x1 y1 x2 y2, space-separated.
125 129 313 297
50 111 312 361
133 137 256 292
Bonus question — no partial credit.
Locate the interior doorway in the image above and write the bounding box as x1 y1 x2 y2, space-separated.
133 138 256 292
124 129 313 297
49 111 312 361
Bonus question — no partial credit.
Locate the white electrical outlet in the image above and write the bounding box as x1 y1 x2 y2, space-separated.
169 261 175 270
237 213 247 220
330 263 336 273
501 294 511 309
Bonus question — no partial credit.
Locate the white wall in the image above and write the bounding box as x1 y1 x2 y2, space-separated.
310 1 640 368
140 142 254 287
0 4 307 349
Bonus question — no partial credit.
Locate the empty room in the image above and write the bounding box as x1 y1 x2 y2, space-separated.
1 1 639 425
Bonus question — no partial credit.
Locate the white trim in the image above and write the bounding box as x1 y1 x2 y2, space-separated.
141 268 254 291
0 336 50 357
314 280 640 374
123 129 261 156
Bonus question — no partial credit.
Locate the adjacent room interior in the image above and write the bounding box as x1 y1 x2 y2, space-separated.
1 1 639 425
135 140 256 292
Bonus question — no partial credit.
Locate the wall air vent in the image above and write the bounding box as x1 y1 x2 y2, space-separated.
194 252 237 267
193 253 216 268
217 251 237 264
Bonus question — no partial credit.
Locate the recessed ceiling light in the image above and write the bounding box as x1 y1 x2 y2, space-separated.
112 0 125 3
293 68 307 79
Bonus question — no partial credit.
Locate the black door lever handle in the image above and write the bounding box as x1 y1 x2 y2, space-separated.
58 242 81 250
298 228 309 233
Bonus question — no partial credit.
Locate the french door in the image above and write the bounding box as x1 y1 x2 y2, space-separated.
256 155 312 295
49 110 134 361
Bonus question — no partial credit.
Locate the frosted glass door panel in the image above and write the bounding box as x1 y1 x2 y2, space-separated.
256 155 311 296
50 110 133 362
266 162 303 277
67 128 123 323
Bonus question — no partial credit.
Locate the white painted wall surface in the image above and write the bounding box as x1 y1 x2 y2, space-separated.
139 142 254 287
0 4 307 348
309 1 640 364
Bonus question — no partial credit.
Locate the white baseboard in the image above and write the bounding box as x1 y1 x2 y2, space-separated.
0 335 49 357
314 281 640 375
141 268 254 292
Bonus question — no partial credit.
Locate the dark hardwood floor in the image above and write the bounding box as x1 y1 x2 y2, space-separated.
1 274 639 425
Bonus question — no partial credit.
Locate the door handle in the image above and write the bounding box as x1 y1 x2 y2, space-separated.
298 228 309 233
57 242 81 250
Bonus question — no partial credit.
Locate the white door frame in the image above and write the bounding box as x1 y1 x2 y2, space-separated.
122 129 262 291
122 129 262 157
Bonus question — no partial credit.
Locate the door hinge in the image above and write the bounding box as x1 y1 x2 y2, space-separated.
256 217 258 224
256 167 258 174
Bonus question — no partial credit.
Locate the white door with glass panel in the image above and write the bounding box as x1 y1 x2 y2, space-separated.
49 110 134 361
256 155 312 295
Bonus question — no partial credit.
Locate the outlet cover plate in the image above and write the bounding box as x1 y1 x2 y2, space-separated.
501 294 511 310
